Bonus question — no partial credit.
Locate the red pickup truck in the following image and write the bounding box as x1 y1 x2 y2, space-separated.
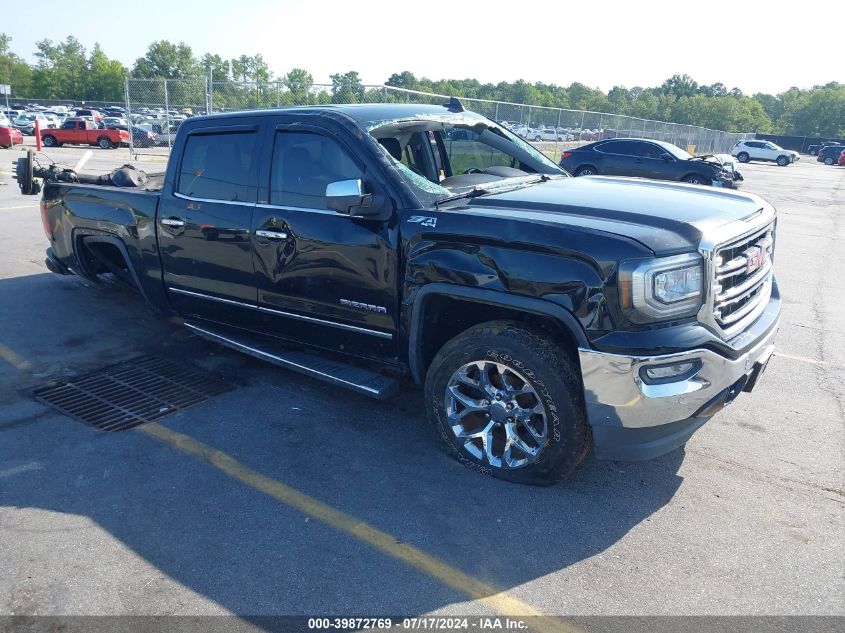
41 118 129 149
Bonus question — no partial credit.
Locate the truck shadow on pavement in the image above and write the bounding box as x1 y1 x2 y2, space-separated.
0 272 685 615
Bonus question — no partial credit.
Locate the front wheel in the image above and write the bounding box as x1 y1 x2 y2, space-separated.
824 156 835 165
424 321 589 485
683 174 710 185
776 155 790 166
737 152 750 163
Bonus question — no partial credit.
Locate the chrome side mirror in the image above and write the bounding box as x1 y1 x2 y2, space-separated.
326 179 372 214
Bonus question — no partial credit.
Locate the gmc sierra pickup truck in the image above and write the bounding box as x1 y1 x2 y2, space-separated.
20 100 780 485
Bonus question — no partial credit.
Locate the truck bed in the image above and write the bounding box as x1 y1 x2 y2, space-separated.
43 181 168 311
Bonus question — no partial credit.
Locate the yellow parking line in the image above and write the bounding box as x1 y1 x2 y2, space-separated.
0 343 32 370
138 423 579 633
775 352 827 366
1 204 40 211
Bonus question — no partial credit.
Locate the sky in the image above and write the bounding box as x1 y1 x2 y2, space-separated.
5 0 844 95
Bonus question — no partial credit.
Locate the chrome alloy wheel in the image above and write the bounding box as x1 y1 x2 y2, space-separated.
445 360 548 469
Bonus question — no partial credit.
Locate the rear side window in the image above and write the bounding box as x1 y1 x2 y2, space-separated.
270 131 363 209
596 140 636 155
177 131 257 202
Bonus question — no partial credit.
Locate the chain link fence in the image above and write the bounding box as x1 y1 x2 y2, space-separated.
125 78 752 158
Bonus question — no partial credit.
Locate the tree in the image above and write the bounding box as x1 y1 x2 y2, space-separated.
133 41 199 79
201 53 230 82
0 33 33 97
85 44 126 101
661 74 699 99
329 71 364 103
781 85 845 137
282 68 313 104
386 71 417 89
31 36 88 99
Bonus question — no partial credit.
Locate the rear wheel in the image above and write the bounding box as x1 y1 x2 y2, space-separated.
42 135 57 147
737 152 750 163
824 156 835 165
574 165 597 177
424 321 590 485
683 174 710 185
97 136 111 150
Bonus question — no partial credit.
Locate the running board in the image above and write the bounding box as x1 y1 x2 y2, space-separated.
184 321 399 400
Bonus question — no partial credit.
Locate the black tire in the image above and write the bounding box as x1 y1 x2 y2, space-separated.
574 165 597 177
824 156 834 165
534 136 541 141
97 136 111 150
683 173 710 185
424 321 589 485
42 135 57 147
810 150 817 156
776 155 790 166
737 152 750 163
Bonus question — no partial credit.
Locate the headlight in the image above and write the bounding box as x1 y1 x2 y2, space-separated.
619 253 704 322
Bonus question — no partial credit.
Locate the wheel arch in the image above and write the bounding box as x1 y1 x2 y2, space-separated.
74 233 156 310
681 172 710 183
575 164 599 176
407 283 589 384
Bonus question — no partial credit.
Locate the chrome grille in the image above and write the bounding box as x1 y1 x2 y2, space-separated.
712 223 774 332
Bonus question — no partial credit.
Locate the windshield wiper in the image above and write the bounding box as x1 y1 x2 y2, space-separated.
435 174 552 209
434 187 490 209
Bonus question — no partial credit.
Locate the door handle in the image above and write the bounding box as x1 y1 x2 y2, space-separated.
255 229 288 240
161 217 186 228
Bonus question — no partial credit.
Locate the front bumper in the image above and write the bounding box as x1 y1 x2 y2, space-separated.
578 313 778 461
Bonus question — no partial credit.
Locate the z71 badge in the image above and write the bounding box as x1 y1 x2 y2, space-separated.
408 215 437 228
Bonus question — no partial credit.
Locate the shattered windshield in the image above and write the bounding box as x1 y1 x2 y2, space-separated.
365 112 565 207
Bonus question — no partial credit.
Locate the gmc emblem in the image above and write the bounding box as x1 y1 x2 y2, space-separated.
744 244 768 274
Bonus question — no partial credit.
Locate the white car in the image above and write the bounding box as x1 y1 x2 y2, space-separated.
530 127 566 142
12 112 56 135
731 140 798 166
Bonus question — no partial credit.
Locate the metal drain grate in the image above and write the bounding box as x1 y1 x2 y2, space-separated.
34 355 232 431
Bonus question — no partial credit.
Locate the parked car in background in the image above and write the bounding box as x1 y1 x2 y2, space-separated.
75 108 104 121
531 127 564 142
103 117 128 129
40 118 129 148
118 124 158 147
0 125 24 148
731 140 797 166
13 112 57 135
560 138 738 186
817 145 845 165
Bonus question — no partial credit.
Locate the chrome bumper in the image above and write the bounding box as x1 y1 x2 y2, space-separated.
578 321 778 429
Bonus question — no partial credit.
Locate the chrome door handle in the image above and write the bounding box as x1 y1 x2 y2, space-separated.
255 229 288 240
161 217 185 227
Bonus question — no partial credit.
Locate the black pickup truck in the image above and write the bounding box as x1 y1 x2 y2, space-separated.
25 101 780 485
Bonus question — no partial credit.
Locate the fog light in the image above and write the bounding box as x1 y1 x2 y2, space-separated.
640 360 700 384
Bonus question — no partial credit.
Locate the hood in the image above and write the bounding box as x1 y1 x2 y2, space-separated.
466 175 769 255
